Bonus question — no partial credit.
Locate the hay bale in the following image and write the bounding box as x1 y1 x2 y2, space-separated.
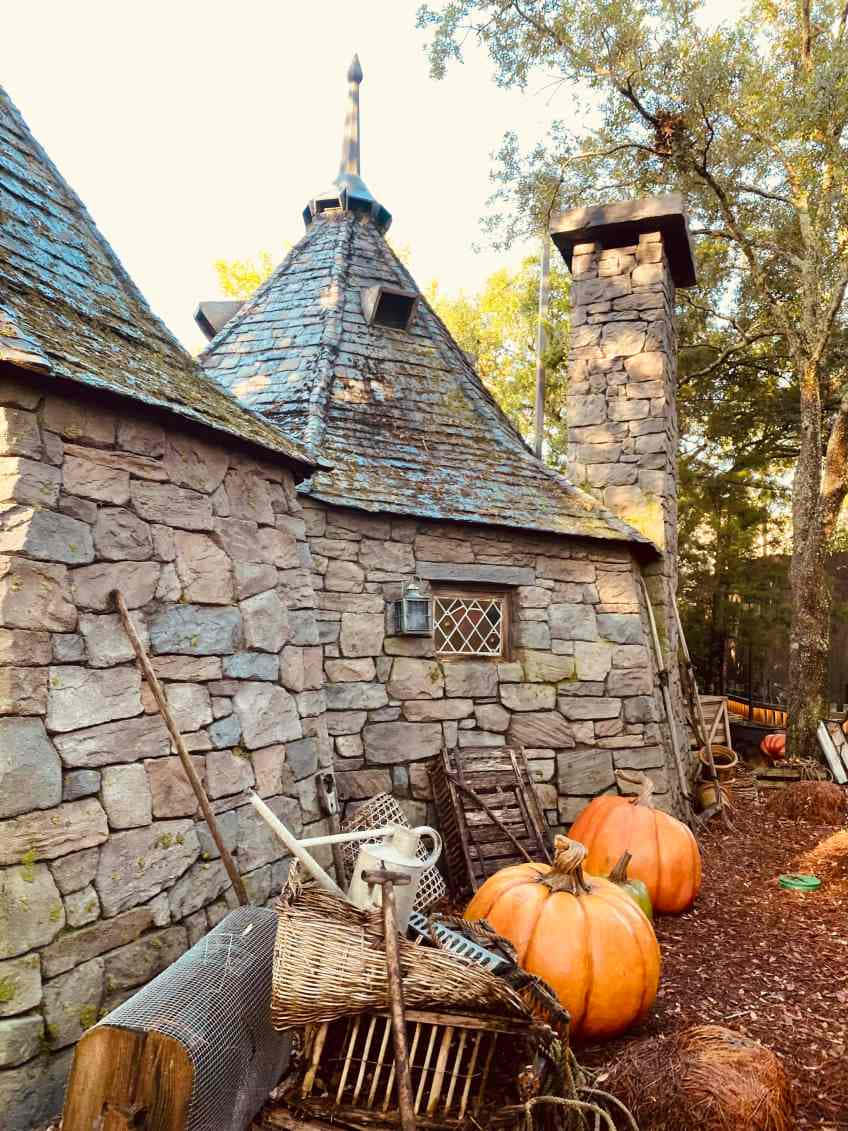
601 1024 794 1131
764 781 847 823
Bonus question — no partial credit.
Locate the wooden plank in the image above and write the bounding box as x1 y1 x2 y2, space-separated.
62 1027 146 1131
819 721 848 784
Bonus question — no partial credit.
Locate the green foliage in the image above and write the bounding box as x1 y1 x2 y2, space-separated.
427 251 570 460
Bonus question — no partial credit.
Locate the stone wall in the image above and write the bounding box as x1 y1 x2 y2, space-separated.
302 498 677 830
0 374 327 1130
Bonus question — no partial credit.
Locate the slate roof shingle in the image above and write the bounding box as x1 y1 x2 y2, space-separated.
0 85 316 473
201 208 655 549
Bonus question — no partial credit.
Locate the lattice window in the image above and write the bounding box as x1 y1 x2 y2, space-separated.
434 594 505 657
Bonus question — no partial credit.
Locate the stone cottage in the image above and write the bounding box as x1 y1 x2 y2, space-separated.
199 60 697 828
0 85 331 1128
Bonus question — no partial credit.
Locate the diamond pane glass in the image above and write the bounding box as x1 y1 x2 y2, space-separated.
434 596 504 657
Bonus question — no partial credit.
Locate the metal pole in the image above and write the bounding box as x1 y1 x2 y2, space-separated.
534 232 550 458
362 869 417 1131
112 589 249 906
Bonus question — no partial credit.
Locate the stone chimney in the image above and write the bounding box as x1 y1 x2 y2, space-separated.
551 194 696 650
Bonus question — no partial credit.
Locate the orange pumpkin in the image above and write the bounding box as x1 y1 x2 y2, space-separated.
760 732 786 759
568 773 701 914
464 836 660 1041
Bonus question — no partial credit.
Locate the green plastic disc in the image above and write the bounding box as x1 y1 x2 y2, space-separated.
778 873 821 891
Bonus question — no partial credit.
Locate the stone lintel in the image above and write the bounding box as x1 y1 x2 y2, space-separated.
416 562 535 586
550 193 696 288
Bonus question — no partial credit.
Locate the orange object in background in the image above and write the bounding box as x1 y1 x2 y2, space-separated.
465 836 660 1041
760 732 787 759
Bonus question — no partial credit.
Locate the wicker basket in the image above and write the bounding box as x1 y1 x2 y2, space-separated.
271 879 531 1032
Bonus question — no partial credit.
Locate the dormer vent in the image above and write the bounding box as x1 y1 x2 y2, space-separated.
361 285 418 331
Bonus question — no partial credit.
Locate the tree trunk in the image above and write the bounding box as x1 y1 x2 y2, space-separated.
788 358 830 760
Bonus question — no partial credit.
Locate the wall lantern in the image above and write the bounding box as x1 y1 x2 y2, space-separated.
391 579 432 636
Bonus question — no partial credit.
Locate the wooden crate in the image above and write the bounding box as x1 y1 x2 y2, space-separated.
430 746 551 896
287 1009 545 1129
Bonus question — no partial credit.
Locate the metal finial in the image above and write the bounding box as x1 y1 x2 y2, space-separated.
339 54 362 177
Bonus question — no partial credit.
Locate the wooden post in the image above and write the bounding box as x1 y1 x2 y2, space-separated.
673 599 724 816
316 772 348 885
534 233 550 459
111 589 249 907
361 868 416 1131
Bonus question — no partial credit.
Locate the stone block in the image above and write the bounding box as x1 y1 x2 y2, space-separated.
0 1012 44 1067
0 628 51 667
624 352 665 381
233 560 277 600
557 680 605 697
549 604 597 642
325 682 389 711
64 884 100 928
234 682 301 750
516 650 575 683
597 614 643 644
0 456 60 508
149 605 242 655
0 798 108 865
250 745 286 797
335 734 363 758
0 865 65 959
388 658 444 700
164 683 213 733
507 712 575 749
78 611 148 668
325 657 376 683
168 859 231 919
337 768 393 800
595 570 640 611
237 795 301 871
473 703 510 732
566 394 606 426
557 748 616 795
458 729 505 748
362 722 442 764
612 744 664 771
130 480 213 530
601 324 645 357
443 660 498 698
173 531 233 603
573 641 613 682
326 710 367 735
606 667 653 696
359 539 415 574
62 769 99 805
0 665 45 714
95 819 199 917
71 560 160 611
383 635 434 657
101 764 152 829
145 755 206 818
208 714 243 750
0 718 61 817
46 664 141 733
117 417 165 457
611 644 649 669
195 809 239 862
527 757 555 782
536 559 595 584
500 683 556 712
43 957 104 1049
162 433 228 492
52 633 86 663
55 713 169 768
206 749 254 798
623 696 658 723
240 590 290 653
325 559 365 592
63 450 130 504
0 407 41 458
497 661 523 682
103 925 187 994
558 698 621 721
0 954 41 1018
223 468 274 525
0 506 93 564
49 847 99 895
340 612 384 657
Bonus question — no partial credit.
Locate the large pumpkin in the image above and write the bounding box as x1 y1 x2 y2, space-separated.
464 836 660 1041
760 732 786 759
568 773 701 914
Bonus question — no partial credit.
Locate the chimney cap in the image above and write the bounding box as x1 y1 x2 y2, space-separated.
550 192 696 287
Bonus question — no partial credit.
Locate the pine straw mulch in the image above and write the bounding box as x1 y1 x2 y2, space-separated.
581 805 848 1130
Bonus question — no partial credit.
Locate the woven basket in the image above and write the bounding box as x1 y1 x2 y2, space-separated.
271 877 531 1032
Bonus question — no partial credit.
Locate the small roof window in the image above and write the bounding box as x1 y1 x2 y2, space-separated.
361 285 418 331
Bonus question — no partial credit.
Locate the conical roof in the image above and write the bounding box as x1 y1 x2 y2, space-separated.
200 63 652 549
0 85 315 472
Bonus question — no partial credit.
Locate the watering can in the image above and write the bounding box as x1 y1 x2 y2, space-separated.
248 792 441 930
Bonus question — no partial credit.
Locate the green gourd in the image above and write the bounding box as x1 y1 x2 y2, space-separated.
607 851 653 921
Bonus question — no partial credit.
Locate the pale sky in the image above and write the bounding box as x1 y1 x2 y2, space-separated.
2 1 575 352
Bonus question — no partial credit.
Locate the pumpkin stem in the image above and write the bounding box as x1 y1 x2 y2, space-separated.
538 835 592 895
615 770 655 807
608 851 632 883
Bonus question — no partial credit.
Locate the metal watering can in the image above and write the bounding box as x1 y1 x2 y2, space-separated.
248 792 441 931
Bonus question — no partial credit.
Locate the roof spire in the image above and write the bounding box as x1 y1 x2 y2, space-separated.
339 55 362 178
303 54 392 234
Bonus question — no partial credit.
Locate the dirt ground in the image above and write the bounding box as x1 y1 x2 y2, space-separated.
582 806 848 1129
